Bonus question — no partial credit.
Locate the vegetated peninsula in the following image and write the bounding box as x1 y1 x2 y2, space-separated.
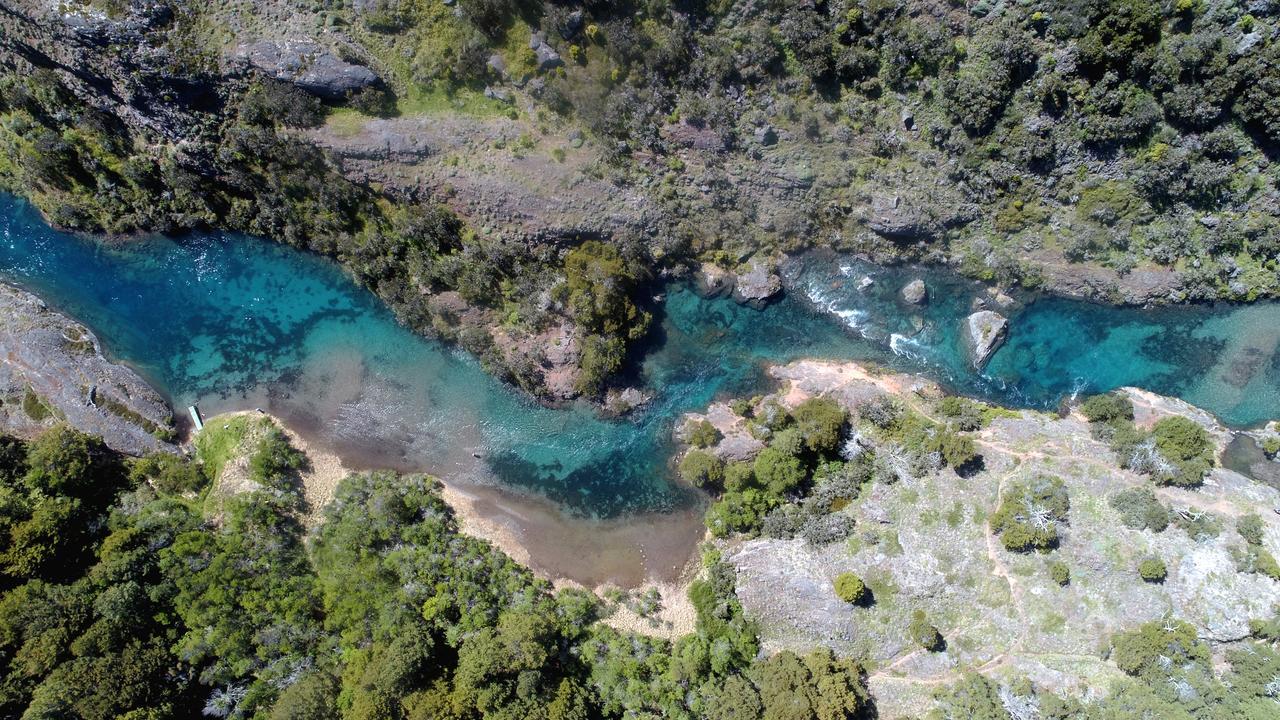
3 0 1280 404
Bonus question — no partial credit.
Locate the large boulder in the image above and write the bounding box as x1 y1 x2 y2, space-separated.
900 278 927 305
236 40 379 100
694 263 735 298
963 311 1009 370
732 260 783 308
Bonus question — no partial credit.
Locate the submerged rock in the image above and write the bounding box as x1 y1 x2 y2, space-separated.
963 310 1009 369
605 386 653 416
900 278 927 305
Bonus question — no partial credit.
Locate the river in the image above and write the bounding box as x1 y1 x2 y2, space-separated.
2 192 1278 581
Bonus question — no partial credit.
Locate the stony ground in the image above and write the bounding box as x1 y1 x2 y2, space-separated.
694 359 1280 719
0 282 175 455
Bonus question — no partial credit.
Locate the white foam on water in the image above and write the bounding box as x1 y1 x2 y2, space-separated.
804 282 870 335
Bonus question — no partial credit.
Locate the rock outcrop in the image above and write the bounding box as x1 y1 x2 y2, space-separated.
963 310 1008 369
234 40 379 99
709 359 1280 717
732 259 783 308
0 283 176 455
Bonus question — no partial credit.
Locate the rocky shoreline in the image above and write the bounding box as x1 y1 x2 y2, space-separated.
0 282 176 455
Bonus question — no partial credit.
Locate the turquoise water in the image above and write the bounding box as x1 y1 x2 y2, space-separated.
2 194 1278 517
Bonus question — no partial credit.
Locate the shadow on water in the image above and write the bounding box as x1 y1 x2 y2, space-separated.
2 194 1279 525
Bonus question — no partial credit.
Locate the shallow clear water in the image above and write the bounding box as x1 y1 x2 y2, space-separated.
2 194 1278 517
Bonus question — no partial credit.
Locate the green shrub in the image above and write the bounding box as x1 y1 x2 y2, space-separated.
239 80 325 129
723 461 756 492
1048 560 1070 586
1109 487 1170 532
937 396 986 431
768 427 805 456
1080 393 1134 424
990 476 1070 552
704 489 776 537
248 428 305 489
1262 436 1280 459
688 420 721 448
1239 513 1266 546
1249 547 1280 581
130 452 208 495
753 447 806 496
679 450 724 490
1138 556 1167 583
909 609 943 651
560 241 650 395
1150 416 1213 485
833 572 868 605
791 396 847 455
1111 619 1207 677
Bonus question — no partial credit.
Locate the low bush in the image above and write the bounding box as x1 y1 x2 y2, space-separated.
791 396 847 455
1138 556 1167 583
1048 560 1070 586
1080 393 1134 424
833 572 868 605
1109 487 1170 532
1239 513 1266 546
909 610 944 651
679 450 724 490
688 420 721 448
990 476 1070 552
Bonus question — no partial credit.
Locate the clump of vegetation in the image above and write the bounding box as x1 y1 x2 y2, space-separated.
990 476 1070 552
833 572 869 606
1261 435 1280 460
1109 486 1170 532
1138 556 1168 583
700 394 867 542
936 396 989 431
1233 513 1280 580
791 396 848 455
1048 560 1070 586
687 419 721 448
557 241 651 396
1080 392 1134 425
1144 416 1215 486
909 609 944 651
679 449 724 490
1081 393 1215 487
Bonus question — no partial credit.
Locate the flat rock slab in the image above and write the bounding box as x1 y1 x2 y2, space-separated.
0 283 175 455
235 39 378 99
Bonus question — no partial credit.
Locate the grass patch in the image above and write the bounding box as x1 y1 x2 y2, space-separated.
324 108 374 138
22 387 51 421
195 415 259 480
1039 612 1067 634
395 84 509 118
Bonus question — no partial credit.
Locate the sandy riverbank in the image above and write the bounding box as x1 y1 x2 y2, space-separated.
208 410 702 637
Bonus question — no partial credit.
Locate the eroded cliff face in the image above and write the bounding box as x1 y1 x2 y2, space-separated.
0 281 176 455
0 0 227 144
